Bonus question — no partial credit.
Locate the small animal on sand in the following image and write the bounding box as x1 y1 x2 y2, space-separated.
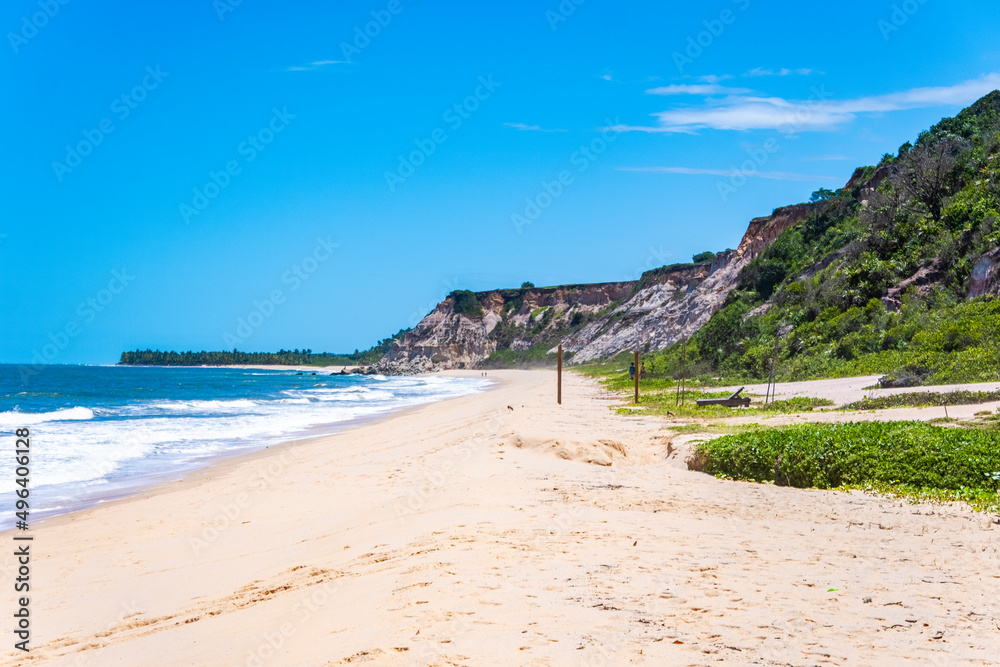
507 405 514 411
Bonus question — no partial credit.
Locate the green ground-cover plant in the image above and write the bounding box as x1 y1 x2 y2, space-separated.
843 389 1000 411
693 422 1000 513
583 360 833 417
659 423 765 439
606 380 833 418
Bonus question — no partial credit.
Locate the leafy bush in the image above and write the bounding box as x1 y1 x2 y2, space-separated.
843 390 1000 411
692 251 715 263
693 422 1000 511
449 290 484 318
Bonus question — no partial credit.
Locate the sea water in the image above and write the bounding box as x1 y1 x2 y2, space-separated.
0 365 491 528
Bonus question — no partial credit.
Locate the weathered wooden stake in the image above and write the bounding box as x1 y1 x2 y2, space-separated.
680 337 687 407
557 344 563 405
765 327 781 404
675 347 681 407
634 350 640 404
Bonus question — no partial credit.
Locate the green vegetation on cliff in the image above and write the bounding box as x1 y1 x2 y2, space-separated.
449 290 484 318
639 91 1000 385
692 251 715 263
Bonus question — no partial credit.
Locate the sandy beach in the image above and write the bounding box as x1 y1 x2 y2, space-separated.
5 369 998 666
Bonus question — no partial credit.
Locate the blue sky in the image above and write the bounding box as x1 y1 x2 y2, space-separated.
3 0 999 364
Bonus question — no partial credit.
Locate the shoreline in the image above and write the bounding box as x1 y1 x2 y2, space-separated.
4 370 997 666
108 363 364 372
7 370 496 534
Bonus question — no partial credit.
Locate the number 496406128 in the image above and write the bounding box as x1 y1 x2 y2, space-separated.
15 428 30 524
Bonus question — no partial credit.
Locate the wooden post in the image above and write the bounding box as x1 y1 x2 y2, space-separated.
557 344 562 405
634 350 640 404
766 327 781 405
675 345 681 407
680 337 687 407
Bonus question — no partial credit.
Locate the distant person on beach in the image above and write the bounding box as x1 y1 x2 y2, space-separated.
640 362 646 379
629 362 636 380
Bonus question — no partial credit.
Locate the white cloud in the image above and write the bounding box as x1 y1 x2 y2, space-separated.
284 60 350 72
619 73 1000 133
696 74 733 84
606 121 697 135
746 67 815 77
618 166 840 182
503 122 567 132
645 84 753 96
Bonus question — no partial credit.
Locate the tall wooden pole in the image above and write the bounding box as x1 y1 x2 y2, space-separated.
681 337 687 407
766 328 781 405
634 349 640 405
557 344 562 405
675 344 681 407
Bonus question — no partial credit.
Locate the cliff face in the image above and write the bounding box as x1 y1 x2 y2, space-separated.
378 203 809 371
371 90 1000 378
562 204 809 362
969 247 1000 298
381 282 634 371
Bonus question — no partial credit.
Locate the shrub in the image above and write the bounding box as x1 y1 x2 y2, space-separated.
450 290 484 318
694 422 1000 511
843 390 1000 411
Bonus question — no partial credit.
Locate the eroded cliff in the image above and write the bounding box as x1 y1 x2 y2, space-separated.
377 203 809 372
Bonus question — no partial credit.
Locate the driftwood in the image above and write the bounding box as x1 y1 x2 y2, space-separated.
696 387 751 408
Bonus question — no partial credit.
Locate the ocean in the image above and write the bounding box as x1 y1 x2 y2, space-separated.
0 365 492 528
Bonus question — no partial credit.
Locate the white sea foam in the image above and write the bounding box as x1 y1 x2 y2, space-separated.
144 398 261 412
0 374 494 525
0 406 95 425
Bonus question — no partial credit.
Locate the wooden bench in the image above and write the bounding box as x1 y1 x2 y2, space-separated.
696 387 751 408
